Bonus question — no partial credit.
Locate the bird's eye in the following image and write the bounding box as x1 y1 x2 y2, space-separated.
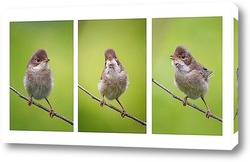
36 58 40 63
181 55 186 59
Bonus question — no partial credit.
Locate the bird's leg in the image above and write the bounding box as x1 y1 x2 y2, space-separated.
116 98 126 118
183 96 188 106
28 95 33 106
201 96 211 118
100 95 105 107
45 98 54 118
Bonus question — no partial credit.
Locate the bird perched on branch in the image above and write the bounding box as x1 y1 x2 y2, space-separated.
98 48 129 117
170 46 213 118
24 49 55 118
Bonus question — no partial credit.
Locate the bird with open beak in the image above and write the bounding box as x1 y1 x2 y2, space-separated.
98 48 129 117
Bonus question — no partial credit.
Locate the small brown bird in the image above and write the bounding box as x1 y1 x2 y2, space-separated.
98 48 129 117
170 46 213 118
23 49 55 118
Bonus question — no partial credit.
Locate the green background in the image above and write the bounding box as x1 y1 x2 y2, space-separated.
78 19 146 133
234 18 239 133
152 17 222 135
10 21 73 131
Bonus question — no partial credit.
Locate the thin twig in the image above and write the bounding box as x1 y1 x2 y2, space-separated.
78 84 146 126
152 78 222 122
10 86 73 125
234 108 238 120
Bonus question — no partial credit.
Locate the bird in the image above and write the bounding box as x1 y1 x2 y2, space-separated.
170 46 213 118
23 49 55 118
98 48 129 118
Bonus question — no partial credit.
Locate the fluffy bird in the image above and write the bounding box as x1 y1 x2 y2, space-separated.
24 49 54 118
170 46 213 118
98 48 129 117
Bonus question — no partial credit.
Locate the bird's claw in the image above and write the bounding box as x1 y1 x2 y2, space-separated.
205 110 211 118
183 97 188 106
121 109 126 118
100 99 105 107
28 98 33 106
49 109 55 118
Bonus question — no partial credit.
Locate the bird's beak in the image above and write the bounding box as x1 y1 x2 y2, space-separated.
170 55 179 61
108 56 113 61
45 58 50 63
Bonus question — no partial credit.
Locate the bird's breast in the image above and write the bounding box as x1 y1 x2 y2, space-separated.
98 69 128 100
174 70 209 99
24 68 54 100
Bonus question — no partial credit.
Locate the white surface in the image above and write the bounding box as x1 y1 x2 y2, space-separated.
0 0 248 161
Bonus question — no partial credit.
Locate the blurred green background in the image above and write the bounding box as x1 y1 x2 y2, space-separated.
234 18 239 133
10 21 73 131
152 17 222 135
78 19 146 133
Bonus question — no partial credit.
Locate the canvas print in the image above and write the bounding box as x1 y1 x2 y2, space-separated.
1 2 238 149
152 17 223 135
10 21 74 131
78 19 147 133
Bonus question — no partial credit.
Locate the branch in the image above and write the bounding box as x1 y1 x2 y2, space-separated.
10 86 73 125
78 84 146 126
234 108 238 120
152 78 222 122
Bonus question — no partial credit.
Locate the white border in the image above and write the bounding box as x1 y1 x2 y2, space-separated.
1 2 238 150
146 17 152 135
73 19 79 133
